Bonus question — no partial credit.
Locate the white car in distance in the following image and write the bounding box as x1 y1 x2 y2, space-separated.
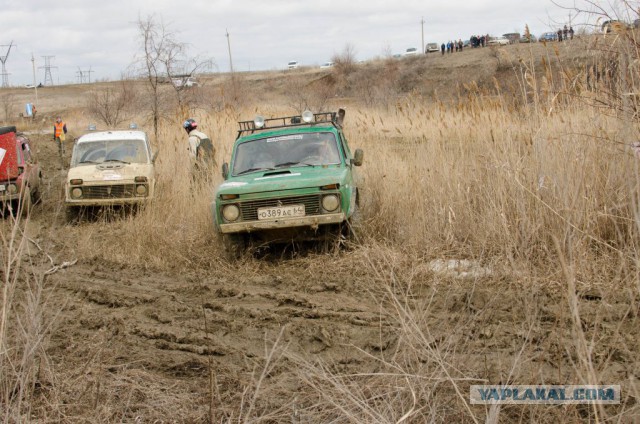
488 36 510 46
404 47 419 56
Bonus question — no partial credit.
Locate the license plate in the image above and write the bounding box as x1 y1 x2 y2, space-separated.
257 204 305 220
0 185 4 192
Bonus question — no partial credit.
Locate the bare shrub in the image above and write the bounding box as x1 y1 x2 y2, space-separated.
350 60 399 108
0 93 14 123
284 75 334 113
331 43 357 76
0 214 57 420
88 79 136 128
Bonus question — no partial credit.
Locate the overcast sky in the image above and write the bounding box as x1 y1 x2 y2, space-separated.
0 0 627 86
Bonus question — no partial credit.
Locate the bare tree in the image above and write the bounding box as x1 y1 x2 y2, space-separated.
135 15 169 140
88 79 135 128
134 15 213 138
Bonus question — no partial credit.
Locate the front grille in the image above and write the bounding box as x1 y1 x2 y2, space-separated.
81 184 138 199
239 194 321 221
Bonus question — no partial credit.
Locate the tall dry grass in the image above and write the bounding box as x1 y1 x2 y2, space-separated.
5 18 640 423
0 203 55 421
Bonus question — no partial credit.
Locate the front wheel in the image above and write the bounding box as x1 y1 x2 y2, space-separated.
222 233 247 260
20 186 33 217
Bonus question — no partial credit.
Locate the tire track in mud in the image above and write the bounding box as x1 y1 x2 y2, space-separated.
46 261 397 377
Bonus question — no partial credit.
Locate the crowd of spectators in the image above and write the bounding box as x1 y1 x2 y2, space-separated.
434 25 575 57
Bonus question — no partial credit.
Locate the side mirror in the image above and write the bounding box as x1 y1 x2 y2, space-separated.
152 151 159 163
222 162 229 179
351 149 364 166
337 108 346 126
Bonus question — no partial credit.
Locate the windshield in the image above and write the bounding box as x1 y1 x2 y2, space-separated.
232 132 342 176
71 139 149 166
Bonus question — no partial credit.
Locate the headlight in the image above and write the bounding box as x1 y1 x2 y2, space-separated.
135 184 148 196
321 194 340 212
71 187 83 199
7 184 17 194
222 204 240 222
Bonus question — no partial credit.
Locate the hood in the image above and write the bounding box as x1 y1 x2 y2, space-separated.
0 130 19 181
67 163 154 182
216 165 348 196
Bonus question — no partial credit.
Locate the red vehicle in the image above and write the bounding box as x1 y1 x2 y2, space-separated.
0 126 42 214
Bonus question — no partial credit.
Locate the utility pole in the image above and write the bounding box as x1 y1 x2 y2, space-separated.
31 54 38 107
421 17 425 54
225 29 234 74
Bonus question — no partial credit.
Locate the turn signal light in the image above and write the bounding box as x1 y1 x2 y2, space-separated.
134 176 148 182
70 179 83 185
221 194 239 200
320 183 340 190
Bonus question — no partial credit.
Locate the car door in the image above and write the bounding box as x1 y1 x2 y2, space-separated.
18 138 39 191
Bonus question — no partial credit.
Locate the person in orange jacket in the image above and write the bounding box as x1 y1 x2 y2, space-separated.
53 116 68 168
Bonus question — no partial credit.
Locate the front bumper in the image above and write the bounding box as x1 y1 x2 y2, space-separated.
218 212 346 234
65 182 152 207
65 198 148 207
0 192 21 202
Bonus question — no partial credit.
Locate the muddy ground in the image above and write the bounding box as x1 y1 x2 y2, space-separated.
8 131 640 422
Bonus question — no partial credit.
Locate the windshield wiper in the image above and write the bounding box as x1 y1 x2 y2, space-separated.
236 167 276 176
275 161 314 168
79 160 99 164
103 159 130 164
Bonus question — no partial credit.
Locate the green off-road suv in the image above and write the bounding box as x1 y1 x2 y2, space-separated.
212 109 363 256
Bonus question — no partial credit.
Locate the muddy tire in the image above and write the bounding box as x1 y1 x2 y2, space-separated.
65 206 80 224
31 186 42 205
21 187 33 217
317 224 343 254
222 233 247 260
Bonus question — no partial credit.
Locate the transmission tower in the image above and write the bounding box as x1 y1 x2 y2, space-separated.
40 56 57 86
0 41 15 87
76 66 94 84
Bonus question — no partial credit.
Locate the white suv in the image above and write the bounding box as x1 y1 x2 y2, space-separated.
65 129 156 215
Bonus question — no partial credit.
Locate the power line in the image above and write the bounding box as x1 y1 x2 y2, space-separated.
0 41 15 87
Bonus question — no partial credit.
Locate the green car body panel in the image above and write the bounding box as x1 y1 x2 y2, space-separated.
212 114 362 238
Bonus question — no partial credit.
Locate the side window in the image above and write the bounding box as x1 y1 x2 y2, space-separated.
338 133 351 161
22 143 32 162
16 143 24 165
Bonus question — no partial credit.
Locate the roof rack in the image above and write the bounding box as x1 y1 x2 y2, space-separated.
237 110 343 138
